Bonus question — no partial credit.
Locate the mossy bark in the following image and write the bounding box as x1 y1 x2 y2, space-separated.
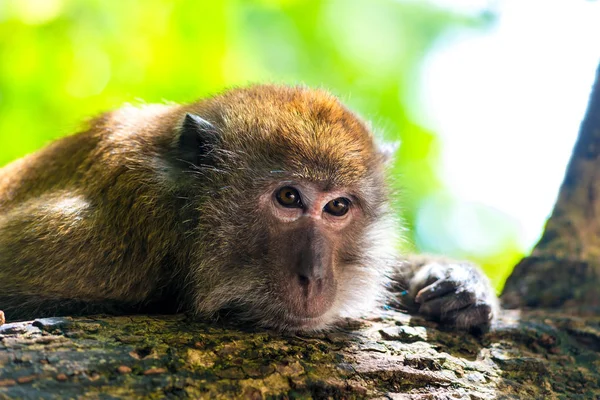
1 309 599 399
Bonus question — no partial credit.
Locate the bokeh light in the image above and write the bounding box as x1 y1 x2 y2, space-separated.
417 0 600 289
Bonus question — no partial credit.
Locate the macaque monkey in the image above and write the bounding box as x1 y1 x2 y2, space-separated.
0 85 497 332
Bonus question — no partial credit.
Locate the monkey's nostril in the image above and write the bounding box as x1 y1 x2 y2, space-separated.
298 274 310 287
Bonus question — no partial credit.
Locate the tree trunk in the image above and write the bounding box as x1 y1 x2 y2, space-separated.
3 66 600 400
502 63 600 312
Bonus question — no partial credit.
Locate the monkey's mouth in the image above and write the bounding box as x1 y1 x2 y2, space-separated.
278 295 339 331
217 279 338 331
277 313 331 332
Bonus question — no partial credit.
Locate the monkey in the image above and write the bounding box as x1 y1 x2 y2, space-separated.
0 85 497 332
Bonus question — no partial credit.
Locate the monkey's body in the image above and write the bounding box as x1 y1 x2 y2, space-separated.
0 85 496 331
0 105 186 316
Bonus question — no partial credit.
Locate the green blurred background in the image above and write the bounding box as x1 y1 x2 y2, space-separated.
0 0 528 291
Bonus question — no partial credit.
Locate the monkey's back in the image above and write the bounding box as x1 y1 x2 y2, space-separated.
0 131 99 210
0 105 191 320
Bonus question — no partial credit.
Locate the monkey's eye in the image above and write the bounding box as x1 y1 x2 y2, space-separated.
324 197 350 217
275 186 302 208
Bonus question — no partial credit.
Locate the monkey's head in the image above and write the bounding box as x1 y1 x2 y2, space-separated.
176 85 398 331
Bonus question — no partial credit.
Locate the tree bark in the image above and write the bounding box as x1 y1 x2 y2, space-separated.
502 63 600 312
0 309 599 399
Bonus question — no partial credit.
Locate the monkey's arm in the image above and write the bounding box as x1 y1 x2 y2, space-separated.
389 255 498 333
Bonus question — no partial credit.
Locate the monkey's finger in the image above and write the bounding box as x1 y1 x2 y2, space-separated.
418 290 476 317
407 262 449 295
441 304 493 333
415 279 459 304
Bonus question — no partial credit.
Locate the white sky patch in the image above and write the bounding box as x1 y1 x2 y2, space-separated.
417 0 600 251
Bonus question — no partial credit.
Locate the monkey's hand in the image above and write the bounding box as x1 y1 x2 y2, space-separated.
394 257 498 333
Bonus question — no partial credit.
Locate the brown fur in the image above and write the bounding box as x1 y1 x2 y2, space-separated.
0 85 393 327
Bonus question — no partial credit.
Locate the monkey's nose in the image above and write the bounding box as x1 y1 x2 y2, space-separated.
286 270 336 319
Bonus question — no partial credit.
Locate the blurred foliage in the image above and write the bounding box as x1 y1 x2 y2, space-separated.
0 0 519 289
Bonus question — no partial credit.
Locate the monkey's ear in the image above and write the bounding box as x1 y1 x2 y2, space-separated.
178 113 220 167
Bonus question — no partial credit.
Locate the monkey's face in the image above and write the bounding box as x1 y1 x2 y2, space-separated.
201 166 396 332
219 174 396 332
